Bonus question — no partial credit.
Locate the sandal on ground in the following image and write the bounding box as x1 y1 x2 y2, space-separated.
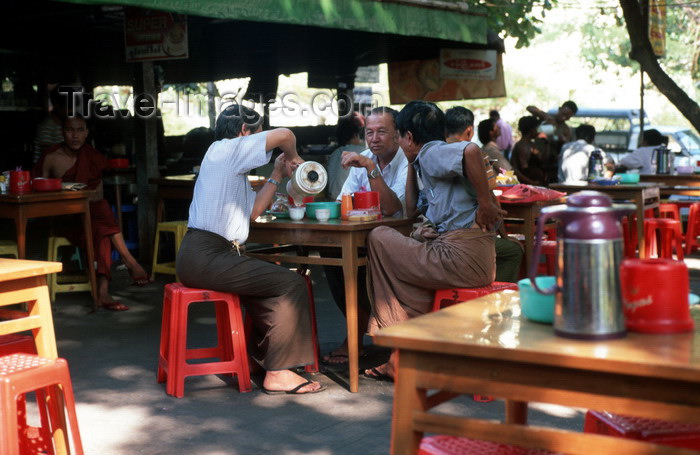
262 380 326 395
101 301 130 311
131 275 154 287
362 367 393 382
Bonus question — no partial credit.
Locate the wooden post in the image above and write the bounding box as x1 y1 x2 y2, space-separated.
132 61 159 264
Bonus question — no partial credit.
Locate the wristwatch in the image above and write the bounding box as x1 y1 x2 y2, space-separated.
367 167 380 179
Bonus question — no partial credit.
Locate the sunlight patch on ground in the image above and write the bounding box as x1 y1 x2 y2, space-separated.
105 365 151 380
529 402 585 419
252 387 392 419
684 257 700 271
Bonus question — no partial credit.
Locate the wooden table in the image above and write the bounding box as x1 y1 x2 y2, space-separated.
550 183 661 258
247 216 417 392
0 190 98 308
374 290 700 454
499 198 565 271
150 174 267 222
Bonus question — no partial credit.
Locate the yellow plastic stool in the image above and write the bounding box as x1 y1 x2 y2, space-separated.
47 237 91 302
0 240 18 258
151 221 188 282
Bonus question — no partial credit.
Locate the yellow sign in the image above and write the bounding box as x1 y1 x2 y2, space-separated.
649 0 666 58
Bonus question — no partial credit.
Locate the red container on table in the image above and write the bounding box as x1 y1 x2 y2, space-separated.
9 170 32 194
353 191 380 210
620 258 694 334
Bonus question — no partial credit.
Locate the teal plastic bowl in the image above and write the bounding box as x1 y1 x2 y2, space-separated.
618 173 640 184
518 276 556 324
305 202 341 220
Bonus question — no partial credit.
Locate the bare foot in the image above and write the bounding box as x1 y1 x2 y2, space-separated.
125 262 151 286
98 276 129 311
321 343 365 365
262 370 325 394
363 362 394 381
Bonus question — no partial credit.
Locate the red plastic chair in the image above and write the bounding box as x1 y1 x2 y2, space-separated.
659 203 682 225
0 354 83 455
644 218 685 260
419 435 556 455
157 283 253 398
584 410 700 450
621 216 638 259
432 282 519 312
685 202 700 255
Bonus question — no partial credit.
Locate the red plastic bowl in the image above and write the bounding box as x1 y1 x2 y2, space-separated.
108 158 129 168
32 178 62 192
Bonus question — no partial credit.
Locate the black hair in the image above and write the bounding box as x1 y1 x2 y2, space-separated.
575 124 596 143
445 106 474 136
561 100 578 115
62 113 88 129
215 104 263 140
489 109 500 120
477 118 496 144
396 101 445 145
518 115 541 135
368 106 398 129
335 113 364 146
643 128 664 146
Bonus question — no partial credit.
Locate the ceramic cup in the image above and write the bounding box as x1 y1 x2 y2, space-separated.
289 206 305 221
315 208 331 222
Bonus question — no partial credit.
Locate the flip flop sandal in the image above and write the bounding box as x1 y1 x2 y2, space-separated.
101 301 130 311
262 380 326 395
362 367 393 382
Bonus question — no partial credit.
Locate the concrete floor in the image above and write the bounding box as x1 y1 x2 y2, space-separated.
28 260 610 455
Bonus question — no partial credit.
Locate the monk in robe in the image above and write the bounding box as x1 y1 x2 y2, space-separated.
33 114 150 310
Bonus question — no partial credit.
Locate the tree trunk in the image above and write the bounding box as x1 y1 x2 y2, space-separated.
620 0 700 132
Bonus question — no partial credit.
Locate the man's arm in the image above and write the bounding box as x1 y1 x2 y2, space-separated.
341 151 402 215
251 153 287 220
463 143 506 231
404 163 420 218
526 105 550 122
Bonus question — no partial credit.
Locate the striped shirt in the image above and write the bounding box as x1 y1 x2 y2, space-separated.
188 131 270 244
32 116 64 164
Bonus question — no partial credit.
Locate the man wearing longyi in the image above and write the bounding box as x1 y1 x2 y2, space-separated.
33 114 150 311
176 104 325 395
363 101 504 381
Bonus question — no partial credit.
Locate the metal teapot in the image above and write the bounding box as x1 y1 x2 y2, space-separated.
286 161 327 206
530 191 634 340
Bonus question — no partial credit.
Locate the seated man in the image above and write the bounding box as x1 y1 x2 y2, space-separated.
478 117 512 172
325 112 366 201
363 101 504 381
558 124 613 183
446 107 522 283
33 114 150 311
619 128 666 174
176 104 324 395
322 106 408 365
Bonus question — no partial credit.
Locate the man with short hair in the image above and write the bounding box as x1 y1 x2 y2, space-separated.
478 117 512 172
322 106 408 365
527 100 578 183
363 101 504 381
620 128 666 174
34 115 150 311
558 124 613 183
176 104 325 395
445 106 474 143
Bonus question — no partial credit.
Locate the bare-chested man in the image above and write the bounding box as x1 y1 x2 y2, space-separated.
34 115 149 311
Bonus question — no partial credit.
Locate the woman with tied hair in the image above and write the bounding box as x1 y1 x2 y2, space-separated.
176 104 325 395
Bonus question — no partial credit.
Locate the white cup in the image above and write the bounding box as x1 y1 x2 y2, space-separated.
289 206 305 221
315 208 331 222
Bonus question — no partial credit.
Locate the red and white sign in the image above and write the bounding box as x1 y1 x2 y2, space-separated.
440 49 497 81
124 8 188 62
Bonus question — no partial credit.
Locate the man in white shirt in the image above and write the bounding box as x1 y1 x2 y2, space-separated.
620 129 666 174
177 104 325 395
559 124 612 183
322 106 408 365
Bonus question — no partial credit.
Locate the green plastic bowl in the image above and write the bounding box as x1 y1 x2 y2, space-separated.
518 276 556 324
619 173 640 184
305 202 341 220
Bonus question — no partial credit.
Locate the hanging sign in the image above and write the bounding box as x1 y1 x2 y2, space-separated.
439 49 497 81
124 8 188 62
649 0 666 58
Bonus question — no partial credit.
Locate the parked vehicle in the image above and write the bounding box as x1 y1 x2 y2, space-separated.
547 107 700 162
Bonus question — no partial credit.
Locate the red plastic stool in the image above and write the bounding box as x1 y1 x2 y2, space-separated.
419 435 556 455
157 283 252 398
0 354 83 455
685 202 700 255
659 203 682 225
584 410 700 450
432 282 519 312
539 240 557 275
644 218 685 260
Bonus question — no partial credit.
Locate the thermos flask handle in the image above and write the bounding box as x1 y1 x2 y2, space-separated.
530 211 559 295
